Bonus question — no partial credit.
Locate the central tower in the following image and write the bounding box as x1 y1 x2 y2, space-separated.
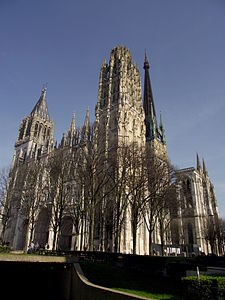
95 46 147 254
95 46 146 152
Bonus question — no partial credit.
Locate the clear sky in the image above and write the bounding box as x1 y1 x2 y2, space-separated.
0 0 224 217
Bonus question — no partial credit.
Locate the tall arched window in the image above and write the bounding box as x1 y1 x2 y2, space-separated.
43 127 47 140
34 123 38 137
188 223 194 245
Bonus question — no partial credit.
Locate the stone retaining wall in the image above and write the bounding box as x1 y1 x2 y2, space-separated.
71 263 150 300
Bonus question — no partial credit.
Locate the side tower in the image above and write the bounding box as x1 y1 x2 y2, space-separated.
11 87 54 167
3 88 54 249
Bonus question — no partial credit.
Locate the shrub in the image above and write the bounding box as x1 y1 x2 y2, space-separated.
182 275 225 300
0 245 11 253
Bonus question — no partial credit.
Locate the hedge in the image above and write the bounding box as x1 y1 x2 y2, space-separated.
0 245 11 253
182 275 225 300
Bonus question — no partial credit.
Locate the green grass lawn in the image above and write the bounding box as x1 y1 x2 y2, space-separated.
0 251 67 262
80 260 182 299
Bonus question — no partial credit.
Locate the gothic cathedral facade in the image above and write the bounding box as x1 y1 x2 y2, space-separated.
1 46 221 256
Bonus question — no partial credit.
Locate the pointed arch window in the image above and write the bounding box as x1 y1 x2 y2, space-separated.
34 123 38 137
19 120 26 140
25 120 32 137
43 127 47 140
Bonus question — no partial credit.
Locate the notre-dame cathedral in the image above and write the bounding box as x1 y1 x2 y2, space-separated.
1 46 222 256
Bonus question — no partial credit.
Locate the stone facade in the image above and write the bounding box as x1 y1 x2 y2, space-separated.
1 46 221 255
173 155 221 255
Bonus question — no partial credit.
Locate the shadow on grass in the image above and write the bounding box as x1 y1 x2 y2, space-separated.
80 260 183 299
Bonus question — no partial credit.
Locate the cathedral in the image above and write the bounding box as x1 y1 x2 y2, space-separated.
0 46 222 256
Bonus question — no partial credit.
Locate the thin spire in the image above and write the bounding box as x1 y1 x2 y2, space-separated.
82 108 90 142
196 153 202 173
159 111 166 144
41 83 48 97
159 111 163 128
143 50 158 141
149 102 156 140
144 49 149 67
69 112 76 134
30 86 50 121
84 108 90 128
202 159 208 176
67 112 76 146
77 125 82 144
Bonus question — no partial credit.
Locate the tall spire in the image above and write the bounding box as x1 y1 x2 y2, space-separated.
77 125 82 144
82 108 90 141
196 153 202 173
143 51 157 140
159 111 166 144
69 112 76 135
67 112 76 146
202 159 208 177
84 108 89 128
150 102 156 139
30 86 50 121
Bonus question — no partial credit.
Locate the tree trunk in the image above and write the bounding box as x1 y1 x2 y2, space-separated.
160 221 165 256
114 223 121 253
132 204 138 255
89 199 95 251
80 213 84 251
52 229 57 250
24 219 30 252
149 230 153 256
133 225 137 254
132 215 137 255
100 214 105 251
114 200 120 253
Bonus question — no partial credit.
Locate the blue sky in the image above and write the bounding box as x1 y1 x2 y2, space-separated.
0 0 224 217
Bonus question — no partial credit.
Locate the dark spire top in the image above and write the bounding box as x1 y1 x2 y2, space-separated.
196 153 202 173
143 51 157 140
30 86 50 121
144 50 149 69
159 111 166 144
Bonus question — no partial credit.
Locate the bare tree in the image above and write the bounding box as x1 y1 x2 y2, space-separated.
158 182 178 256
125 143 148 254
204 216 217 254
1 163 29 247
0 167 9 201
76 124 113 251
0 167 9 242
155 163 180 256
68 180 83 250
44 148 74 250
142 153 173 256
108 145 132 253
21 161 44 249
215 218 224 255
221 219 225 255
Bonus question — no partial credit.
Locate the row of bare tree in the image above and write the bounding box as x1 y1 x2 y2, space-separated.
0 125 224 255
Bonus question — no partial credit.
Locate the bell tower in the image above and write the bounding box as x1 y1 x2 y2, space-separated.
11 87 54 167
